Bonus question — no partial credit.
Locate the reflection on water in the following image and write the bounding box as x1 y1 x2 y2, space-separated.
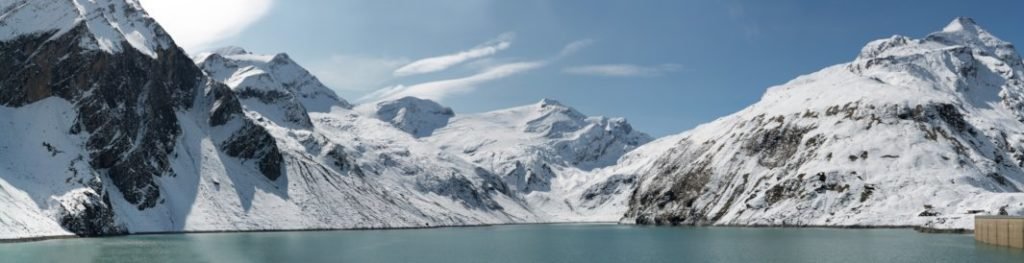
2 224 1023 263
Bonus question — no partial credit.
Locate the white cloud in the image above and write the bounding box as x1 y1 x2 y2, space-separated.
139 0 273 52
362 38 592 103
368 61 544 102
563 64 682 77
393 33 515 77
559 39 595 57
309 55 410 92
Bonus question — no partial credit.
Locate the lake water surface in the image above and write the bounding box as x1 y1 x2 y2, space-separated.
1 224 1022 263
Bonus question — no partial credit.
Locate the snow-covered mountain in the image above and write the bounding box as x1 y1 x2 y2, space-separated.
195 47 350 111
357 96 454 138
4 0 1017 242
355 95 651 220
604 18 1024 230
0 0 539 240
0 0 285 238
421 98 653 220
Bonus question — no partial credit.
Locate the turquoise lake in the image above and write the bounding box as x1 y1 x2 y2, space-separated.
1 224 1023 263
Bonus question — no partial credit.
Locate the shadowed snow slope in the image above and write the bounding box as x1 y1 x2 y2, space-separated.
605 17 1024 230
0 0 539 240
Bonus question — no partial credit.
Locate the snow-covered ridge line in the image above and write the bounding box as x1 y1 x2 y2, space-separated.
611 17 1024 230
196 46 352 129
0 0 172 58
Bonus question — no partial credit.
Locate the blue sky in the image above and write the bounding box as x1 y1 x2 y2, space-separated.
141 0 1024 137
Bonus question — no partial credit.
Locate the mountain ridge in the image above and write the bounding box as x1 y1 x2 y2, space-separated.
1 0 1019 241
607 17 1024 230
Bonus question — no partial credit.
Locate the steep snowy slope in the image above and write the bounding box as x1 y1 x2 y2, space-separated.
423 99 653 220
0 0 293 239
194 48 542 231
0 0 536 240
610 18 1024 230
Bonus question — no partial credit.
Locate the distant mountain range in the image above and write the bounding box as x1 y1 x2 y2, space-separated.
0 0 1020 240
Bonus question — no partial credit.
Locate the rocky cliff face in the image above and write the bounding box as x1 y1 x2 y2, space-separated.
2 0 645 240
611 18 1024 230
1 0 536 240
0 0 280 237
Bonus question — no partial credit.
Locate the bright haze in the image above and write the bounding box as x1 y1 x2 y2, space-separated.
138 0 1024 137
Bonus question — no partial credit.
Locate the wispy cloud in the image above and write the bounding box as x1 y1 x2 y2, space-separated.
368 62 544 102
363 39 592 102
559 39 595 57
139 0 273 52
393 33 515 77
563 64 682 77
309 54 410 92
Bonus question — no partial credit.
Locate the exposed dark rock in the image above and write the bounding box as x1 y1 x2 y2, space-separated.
742 120 815 168
582 174 635 205
235 89 313 128
326 145 365 177
0 25 202 210
222 122 284 181
1 14 286 214
503 161 555 193
764 178 806 206
57 189 127 237
416 172 503 211
861 184 876 202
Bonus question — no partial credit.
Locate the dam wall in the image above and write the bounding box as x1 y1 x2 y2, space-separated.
975 216 1024 249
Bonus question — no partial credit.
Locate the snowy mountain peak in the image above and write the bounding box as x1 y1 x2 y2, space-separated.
0 0 173 58
196 47 351 124
931 17 1006 47
211 46 251 56
358 96 455 138
538 98 565 108
927 17 1020 65
856 18 1018 64
846 17 1023 107
942 17 981 34
424 98 652 211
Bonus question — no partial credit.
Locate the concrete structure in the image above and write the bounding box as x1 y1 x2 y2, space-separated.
975 216 1024 249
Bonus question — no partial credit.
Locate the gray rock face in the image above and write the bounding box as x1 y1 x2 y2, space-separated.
0 25 191 210
57 188 126 237
223 122 285 180
625 102 1009 225
0 14 282 236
